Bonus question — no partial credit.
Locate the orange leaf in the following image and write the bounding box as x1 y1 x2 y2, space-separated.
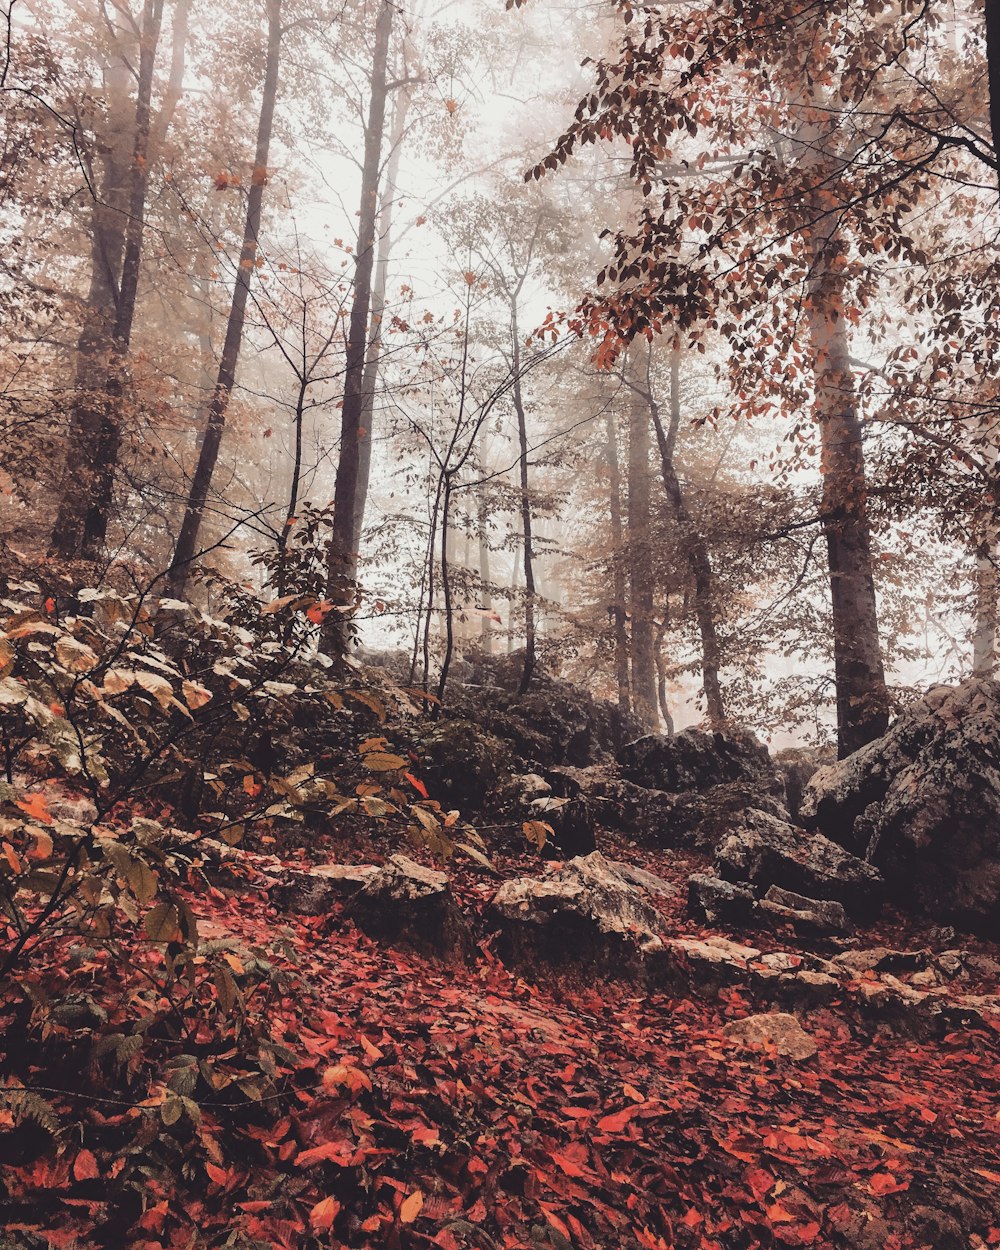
242 775 262 798
404 772 429 799
73 1149 99 1181
868 1172 908 1196
309 1196 341 1231
973 1168 1000 1185
400 1190 424 1224
297 1141 352 1168
205 1162 228 1187
597 1104 642 1133
16 793 53 824
411 1125 440 1146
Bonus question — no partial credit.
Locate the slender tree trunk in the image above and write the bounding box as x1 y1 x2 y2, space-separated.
508 532 521 654
656 345 725 729
353 63 412 542
603 407 631 715
654 617 675 735
973 538 998 673
168 0 282 589
275 375 308 595
804 200 889 757
626 346 658 728
436 476 456 703
51 41 134 558
476 437 494 653
976 0 1000 670
510 306 536 694
323 0 394 648
81 0 165 558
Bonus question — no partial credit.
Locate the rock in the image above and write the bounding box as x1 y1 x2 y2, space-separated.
348 853 471 961
611 862 676 897
410 717 512 811
759 885 851 937
528 795 597 857
801 677 1000 934
270 863 378 915
687 873 757 925
774 747 828 822
656 935 762 991
516 773 552 801
618 727 784 799
832 947 926 975
723 1012 818 1061
450 671 641 769
488 851 665 981
715 808 883 918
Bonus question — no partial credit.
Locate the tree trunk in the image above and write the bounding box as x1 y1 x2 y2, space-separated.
167 0 282 588
510 306 536 694
352 57 412 543
323 0 394 648
603 407 631 715
51 35 135 559
81 0 166 558
804 203 890 757
626 346 658 729
973 538 999 673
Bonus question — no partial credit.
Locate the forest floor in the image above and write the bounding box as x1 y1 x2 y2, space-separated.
4 820 1000 1250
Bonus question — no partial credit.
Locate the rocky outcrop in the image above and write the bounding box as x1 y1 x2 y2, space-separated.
488 851 671 980
409 717 512 810
802 678 1000 934
715 808 883 919
270 863 377 915
347 853 472 961
526 795 597 857
618 727 784 800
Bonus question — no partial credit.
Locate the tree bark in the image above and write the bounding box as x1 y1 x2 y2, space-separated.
352 55 412 543
80 0 166 558
167 0 282 589
510 305 536 694
323 0 394 649
804 201 890 757
626 346 658 729
603 407 631 715
51 28 136 559
641 344 726 730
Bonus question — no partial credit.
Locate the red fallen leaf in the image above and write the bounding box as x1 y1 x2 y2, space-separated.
242 774 262 798
205 1162 228 1186
465 1198 487 1223
237 1201 272 1212
360 1034 384 1062
681 1208 702 1227
747 1166 774 1201
309 1196 341 1231
868 1172 908 1196
405 772 429 799
16 793 53 824
45 597 56 613
597 1103 643 1133
411 1125 440 1146
296 1142 352 1167
538 1204 571 1239
551 1150 589 1178
974 1168 1000 1184
433 1231 461 1250
766 1200 795 1224
72 1150 99 1181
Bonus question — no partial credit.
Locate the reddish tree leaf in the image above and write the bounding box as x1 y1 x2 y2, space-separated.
72 1150 99 1181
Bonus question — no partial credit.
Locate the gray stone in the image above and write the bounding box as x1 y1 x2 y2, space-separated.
715 808 883 918
489 852 665 981
802 677 1000 934
348 853 471 961
270 863 378 915
759 885 851 936
687 873 757 925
